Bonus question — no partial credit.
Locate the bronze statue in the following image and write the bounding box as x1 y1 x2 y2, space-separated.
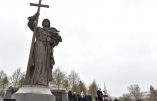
25 12 62 86
24 0 62 86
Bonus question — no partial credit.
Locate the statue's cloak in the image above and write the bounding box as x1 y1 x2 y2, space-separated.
25 27 61 86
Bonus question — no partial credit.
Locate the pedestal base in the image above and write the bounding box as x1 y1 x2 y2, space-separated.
51 90 68 101
11 85 55 101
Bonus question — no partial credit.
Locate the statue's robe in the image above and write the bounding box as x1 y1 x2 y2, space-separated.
25 18 62 86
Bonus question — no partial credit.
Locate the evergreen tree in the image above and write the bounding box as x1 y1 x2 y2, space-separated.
149 85 157 101
62 79 70 90
88 80 98 101
72 84 79 93
78 80 87 94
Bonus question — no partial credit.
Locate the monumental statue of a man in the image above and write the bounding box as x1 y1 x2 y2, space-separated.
25 12 62 86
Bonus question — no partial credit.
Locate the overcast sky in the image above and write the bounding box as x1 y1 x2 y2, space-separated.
0 0 157 97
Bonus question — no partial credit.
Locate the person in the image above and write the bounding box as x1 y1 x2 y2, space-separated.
95 97 98 101
88 95 92 101
73 92 78 101
103 91 108 101
25 12 62 86
80 92 85 101
97 88 103 101
68 91 73 101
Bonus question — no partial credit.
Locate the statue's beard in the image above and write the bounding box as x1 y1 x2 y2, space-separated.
43 25 49 28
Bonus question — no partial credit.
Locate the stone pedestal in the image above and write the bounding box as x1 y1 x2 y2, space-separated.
11 85 55 101
51 90 68 101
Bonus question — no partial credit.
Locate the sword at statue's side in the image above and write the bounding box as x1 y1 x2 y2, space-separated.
25 0 49 84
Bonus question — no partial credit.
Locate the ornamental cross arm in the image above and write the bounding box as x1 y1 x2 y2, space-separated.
30 3 49 8
30 0 49 13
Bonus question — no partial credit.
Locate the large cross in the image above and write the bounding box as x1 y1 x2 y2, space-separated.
30 0 49 26
30 0 49 15
26 0 49 82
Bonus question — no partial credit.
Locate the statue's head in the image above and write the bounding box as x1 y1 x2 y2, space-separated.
42 18 50 28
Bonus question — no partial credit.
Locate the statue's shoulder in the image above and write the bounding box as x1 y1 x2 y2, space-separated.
36 27 42 31
50 27 59 33
36 27 46 33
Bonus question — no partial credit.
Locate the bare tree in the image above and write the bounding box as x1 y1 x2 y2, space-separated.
52 68 66 90
0 70 8 98
68 70 80 89
0 70 8 90
119 94 131 101
10 68 22 87
18 73 26 87
1 77 9 91
0 70 6 80
128 84 143 100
